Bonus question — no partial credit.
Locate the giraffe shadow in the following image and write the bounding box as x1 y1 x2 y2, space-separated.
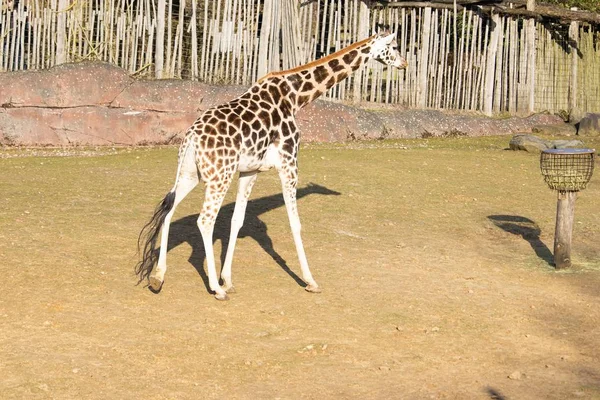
164 183 341 293
487 215 554 266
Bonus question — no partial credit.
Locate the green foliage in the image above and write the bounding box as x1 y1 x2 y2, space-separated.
542 0 600 13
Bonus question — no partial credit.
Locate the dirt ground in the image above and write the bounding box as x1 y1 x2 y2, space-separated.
1 137 599 399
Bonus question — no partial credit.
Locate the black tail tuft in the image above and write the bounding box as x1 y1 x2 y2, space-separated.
135 191 176 284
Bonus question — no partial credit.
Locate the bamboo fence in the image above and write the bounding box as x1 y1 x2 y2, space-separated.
1 0 598 115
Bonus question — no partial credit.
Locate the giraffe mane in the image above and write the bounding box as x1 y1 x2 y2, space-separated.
258 34 376 83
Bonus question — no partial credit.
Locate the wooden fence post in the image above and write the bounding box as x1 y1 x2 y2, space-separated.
55 0 68 65
569 8 579 113
281 0 302 70
257 0 273 78
483 12 500 115
190 0 198 80
352 0 370 104
527 0 536 113
155 0 166 78
418 7 432 108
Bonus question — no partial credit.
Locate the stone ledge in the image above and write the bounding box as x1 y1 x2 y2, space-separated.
0 62 572 146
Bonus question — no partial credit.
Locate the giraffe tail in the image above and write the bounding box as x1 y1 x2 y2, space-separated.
135 190 176 284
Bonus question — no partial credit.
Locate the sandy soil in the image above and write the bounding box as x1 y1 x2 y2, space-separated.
1 138 599 399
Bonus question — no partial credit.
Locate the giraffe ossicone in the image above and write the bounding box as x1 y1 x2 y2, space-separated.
136 32 408 300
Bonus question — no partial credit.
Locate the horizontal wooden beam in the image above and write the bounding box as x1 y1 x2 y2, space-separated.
372 0 499 5
373 1 465 10
484 4 600 23
371 0 600 23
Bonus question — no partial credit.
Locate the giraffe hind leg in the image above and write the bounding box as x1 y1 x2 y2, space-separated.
137 141 199 291
148 172 198 290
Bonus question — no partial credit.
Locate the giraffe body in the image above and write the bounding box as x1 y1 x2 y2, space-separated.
136 32 407 300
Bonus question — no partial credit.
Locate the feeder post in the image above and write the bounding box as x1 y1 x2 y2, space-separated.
540 148 595 270
553 191 577 269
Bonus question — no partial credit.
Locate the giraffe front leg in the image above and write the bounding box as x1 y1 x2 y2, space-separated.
198 182 232 301
221 171 258 293
278 167 321 293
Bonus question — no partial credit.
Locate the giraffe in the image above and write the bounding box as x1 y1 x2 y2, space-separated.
136 31 408 300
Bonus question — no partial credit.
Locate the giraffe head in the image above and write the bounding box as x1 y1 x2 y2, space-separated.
369 32 408 70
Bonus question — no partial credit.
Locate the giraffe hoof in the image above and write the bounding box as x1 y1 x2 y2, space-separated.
214 292 230 301
149 276 164 292
305 283 322 293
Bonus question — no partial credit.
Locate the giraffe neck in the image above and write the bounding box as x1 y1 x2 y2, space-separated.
258 35 376 112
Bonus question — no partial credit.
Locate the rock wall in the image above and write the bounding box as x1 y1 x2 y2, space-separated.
0 62 569 146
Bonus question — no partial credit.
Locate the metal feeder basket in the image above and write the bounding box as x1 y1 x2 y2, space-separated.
540 148 595 192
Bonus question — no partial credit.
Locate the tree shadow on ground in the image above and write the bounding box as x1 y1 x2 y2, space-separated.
164 183 341 293
488 215 554 266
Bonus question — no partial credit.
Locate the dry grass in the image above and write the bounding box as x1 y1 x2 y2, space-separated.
1 136 599 399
